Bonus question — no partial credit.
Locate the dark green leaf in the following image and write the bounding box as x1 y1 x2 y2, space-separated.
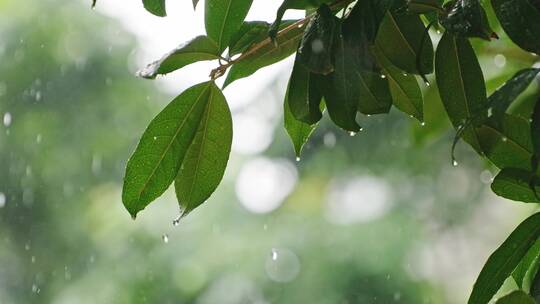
268 0 332 41
494 290 535 304
531 269 540 302
193 0 199 9
491 168 540 203
468 212 540 304
406 0 444 13
435 32 487 151
223 24 304 88
491 0 540 53
142 0 166 17
477 115 533 171
513 238 540 290
228 21 270 57
122 82 212 218
205 0 253 52
298 4 336 74
287 54 324 124
356 70 393 115
284 84 318 157
440 0 497 40
137 36 221 79
174 82 232 217
532 98 540 158
375 11 434 75
489 68 540 123
372 45 424 120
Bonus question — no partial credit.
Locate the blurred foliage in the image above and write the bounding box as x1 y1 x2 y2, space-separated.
0 0 538 303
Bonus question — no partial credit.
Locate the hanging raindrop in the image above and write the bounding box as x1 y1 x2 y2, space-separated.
295 156 301 162
349 131 356 137
162 234 169 243
452 160 459 167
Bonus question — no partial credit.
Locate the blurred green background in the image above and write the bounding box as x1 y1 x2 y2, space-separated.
1 0 539 303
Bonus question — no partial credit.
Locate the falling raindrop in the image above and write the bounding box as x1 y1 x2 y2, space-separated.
35 91 42 101
31 256 36 263
31 283 40 294
295 156 301 162
271 248 278 260
323 132 336 147
36 134 42 143
493 54 506 68
3 112 12 127
162 234 169 243
420 122 426 126
265 248 301 283
0 192 5 208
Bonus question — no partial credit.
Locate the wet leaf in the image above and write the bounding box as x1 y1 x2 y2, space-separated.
142 0 166 17
488 68 540 123
491 0 540 53
435 32 486 151
122 82 213 218
228 22 270 57
137 36 221 79
284 84 319 157
223 24 304 88
495 290 535 304
440 0 497 40
532 99 540 159
372 46 423 121
175 83 232 218
205 0 253 52
298 4 336 74
287 54 324 124
376 11 434 75
469 212 540 304
513 238 540 291
407 0 444 13
491 168 540 203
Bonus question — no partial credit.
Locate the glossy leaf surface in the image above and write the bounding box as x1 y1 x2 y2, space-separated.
492 168 540 203
205 0 253 51
492 0 540 53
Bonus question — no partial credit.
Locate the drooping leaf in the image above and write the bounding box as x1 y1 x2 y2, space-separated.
122 82 212 218
468 212 540 304
372 45 423 121
142 0 166 17
375 11 434 75
137 36 221 79
435 32 487 152
356 70 393 115
477 115 533 171
406 0 444 13
513 238 540 291
491 0 540 54
174 82 232 217
223 23 304 88
287 54 324 124
532 98 540 159
297 4 336 74
440 0 497 40
494 290 535 304
193 0 199 10
346 0 386 43
268 0 332 41
205 0 253 52
488 68 540 123
491 168 540 203
284 84 319 157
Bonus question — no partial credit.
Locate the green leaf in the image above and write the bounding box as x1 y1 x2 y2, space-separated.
284 84 318 158
494 290 535 304
491 168 540 203
223 24 304 88
469 212 540 304
192 0 199 9
287 54 324 124
142 0 166 17
375 11 434 75
137 36 221 79
122 82 213 218
532 99 540 158
489 68 540 123
372 45 423 121
440 0 497 40
174 82 232 217
435 32 487 151
513 238 540 291
298 4 336 75
477 115 533 171
205 0 253 52
356 70 393 115
491 0 540 53
228 20 297 57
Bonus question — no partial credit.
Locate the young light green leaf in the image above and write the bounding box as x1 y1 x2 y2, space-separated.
375 12 434 75
205 0 253 52
287 54 324 124
137 36 221 79
495 290 535 304
491 0 540 54
284 84 318 158
469 212 540 304
142 0 166 17
174 82 232 217
223 24 304 88
477 115 533 171
435 32 487 152
489 68 540 123
372 46 423 121
491 168 540 203
122 82 212 218
513 238 540 290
